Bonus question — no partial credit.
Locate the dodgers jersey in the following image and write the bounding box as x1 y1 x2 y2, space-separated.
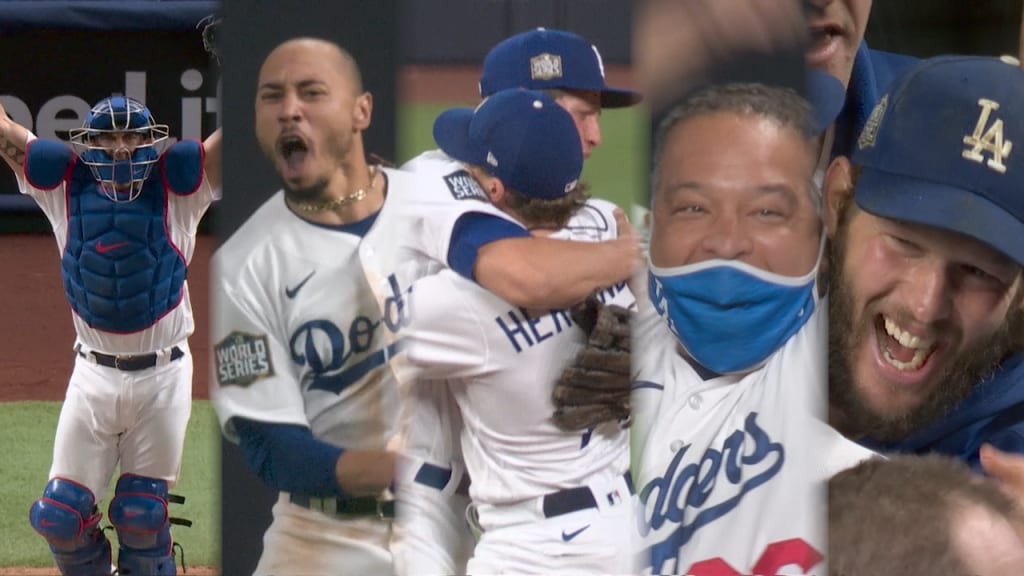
17 133 218 354
384 150 526 468
211 165 490 449
401 199 635 505
632 299 876 576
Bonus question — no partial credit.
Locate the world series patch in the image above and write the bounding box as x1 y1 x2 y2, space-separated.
215 331 274 387
444 169 488 202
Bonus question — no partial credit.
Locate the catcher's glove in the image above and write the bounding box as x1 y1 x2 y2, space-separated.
551 295 632 431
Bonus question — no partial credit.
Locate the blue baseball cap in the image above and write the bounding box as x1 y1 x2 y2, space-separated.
433 89 583 200
852 55 1024 266
479 28 642 108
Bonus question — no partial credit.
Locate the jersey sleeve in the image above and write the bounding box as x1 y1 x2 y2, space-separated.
210 253 310 443
18 133 72 230
165 140 219 244
400 270 492 381
393 160 528 275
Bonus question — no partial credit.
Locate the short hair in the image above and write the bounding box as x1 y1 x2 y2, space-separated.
651 83 819 203
829 454 1024 575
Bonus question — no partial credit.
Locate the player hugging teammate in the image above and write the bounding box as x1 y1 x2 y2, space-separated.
209 28 643 576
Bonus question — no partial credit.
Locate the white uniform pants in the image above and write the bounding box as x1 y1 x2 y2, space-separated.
48 341 193 500
468 473 635 575
255 493 394 576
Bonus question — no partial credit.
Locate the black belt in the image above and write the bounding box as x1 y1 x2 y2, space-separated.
414 462 471 495
76 345 185 372
289 494 395 519
542 472 634 519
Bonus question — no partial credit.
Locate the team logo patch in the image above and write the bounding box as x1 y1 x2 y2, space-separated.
962 98 1013 174
530 53 563 80
215 331 274 387
443 169 488 202
857 94 887 150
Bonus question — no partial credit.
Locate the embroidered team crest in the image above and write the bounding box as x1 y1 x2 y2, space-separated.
857 94 888 150
530 53 563 80
443 169 488 202
215 331 274 387
962 98 1013 174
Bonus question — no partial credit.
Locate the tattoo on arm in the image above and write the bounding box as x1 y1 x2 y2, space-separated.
0 133 26 167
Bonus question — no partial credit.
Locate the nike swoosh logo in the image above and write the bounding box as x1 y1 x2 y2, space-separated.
285 270 317 299
96 240 130 254
561 524 590 541
40 520 58 527
124 510 144 518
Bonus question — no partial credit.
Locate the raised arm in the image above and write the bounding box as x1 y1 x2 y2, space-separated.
203 126 222 191
0 99 31 177
474 209 642 309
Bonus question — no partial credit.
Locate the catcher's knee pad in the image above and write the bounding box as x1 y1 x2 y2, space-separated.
29 477 113 576
108 474 177 576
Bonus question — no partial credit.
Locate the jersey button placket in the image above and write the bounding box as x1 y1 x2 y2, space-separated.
687 393 703 410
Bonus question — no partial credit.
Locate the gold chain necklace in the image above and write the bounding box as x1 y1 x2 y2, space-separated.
290 165 378 213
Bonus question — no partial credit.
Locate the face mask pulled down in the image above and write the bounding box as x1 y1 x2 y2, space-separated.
648 241 824 375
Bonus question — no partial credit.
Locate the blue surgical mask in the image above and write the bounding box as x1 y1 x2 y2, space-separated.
647 239 823 375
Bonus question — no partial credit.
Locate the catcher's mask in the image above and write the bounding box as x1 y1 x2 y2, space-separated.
69 96 169 202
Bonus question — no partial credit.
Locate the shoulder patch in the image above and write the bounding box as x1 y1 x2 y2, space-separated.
443 169 488 202
215 331 274 387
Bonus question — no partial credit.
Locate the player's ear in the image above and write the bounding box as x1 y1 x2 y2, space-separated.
823 156 854 239
353 92 372 131
488 177 507 205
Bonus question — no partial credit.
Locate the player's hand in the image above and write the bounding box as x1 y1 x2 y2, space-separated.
980 443 1024 542
611 207 644 275
981 444 1024 503
636 0 806 113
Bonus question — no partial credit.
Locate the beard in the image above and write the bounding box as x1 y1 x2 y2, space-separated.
282 177 331 204
827 204 1021 442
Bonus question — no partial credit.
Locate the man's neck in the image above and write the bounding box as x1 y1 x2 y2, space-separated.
287 162 384 226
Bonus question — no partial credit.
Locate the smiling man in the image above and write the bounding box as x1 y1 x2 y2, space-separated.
825 55 1024 469
631 81 860 576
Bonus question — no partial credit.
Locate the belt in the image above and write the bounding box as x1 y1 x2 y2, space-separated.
289 494 395 519
541 471 634 519
413 461 471 495
76 344 184 372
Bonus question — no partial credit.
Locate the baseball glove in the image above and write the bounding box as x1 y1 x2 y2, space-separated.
551 295 633 431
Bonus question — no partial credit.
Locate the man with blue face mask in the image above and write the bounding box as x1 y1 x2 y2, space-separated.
631 81 868 576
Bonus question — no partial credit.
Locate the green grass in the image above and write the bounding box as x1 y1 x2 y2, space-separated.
0 401 219 568
398 102 650 212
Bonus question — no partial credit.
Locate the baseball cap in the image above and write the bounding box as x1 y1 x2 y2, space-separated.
433 89 583 200
851 55 1024 266
479 28 642 108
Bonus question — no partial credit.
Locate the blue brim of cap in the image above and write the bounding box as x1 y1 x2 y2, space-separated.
806 70 845 134
855 166 1024 266
600 86 643 108
432 108 479 165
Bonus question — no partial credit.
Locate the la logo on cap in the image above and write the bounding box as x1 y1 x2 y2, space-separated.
962 98 1013 174
530 53 562 80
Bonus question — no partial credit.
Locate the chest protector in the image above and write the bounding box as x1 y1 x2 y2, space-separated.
27 139 203 333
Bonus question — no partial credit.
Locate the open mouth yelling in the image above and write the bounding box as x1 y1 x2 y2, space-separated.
805 23 844 67
277 134 309 176
872 314 941 382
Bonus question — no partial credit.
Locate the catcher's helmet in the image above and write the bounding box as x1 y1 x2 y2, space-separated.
69 96 169 202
